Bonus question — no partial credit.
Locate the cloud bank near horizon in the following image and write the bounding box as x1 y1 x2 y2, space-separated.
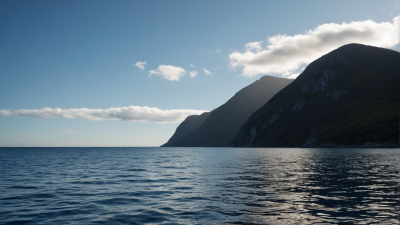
0 106 208 123
229 16 400 78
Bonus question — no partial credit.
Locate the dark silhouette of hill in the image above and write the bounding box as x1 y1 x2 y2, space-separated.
229 44 399 147
163 112 211 146
161 75 294 147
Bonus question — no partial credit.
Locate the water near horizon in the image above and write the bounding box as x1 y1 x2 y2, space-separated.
0 147 399 224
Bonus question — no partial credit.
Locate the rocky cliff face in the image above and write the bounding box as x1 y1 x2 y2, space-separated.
229 44 399 147
162 75 294 147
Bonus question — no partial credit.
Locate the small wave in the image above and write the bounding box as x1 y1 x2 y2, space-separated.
96 211 169 224
173 187 193 190
125 168 147 172
126 190 175 197
115 174 141 178
160 166 187 169
69 180 118 185
177 177 193 180
64 193 99 197
124 179 139 183
185 196 208 200
1 193 56 200
24 208 90 218
6 186 38 189
93 197 141 205
1 219 35 225
138 179 178 183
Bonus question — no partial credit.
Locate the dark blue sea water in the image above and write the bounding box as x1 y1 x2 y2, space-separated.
0 147 399 224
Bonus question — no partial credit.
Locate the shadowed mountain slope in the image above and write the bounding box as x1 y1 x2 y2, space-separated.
229 44 399 147
162 112 211 146
162 75 294 147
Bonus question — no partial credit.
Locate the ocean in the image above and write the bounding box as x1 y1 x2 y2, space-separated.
0 147 399 224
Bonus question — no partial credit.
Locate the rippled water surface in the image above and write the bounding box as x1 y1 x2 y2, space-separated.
1 147 399 224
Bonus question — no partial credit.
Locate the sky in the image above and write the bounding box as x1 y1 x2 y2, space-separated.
0 0 399 147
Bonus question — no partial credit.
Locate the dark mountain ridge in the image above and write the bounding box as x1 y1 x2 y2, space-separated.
162 112 211 146
229 44 399 147
162 75 294 147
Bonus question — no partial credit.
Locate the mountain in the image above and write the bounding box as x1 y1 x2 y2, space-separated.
229 44 399 147
163 112 211 145
161 75 294 147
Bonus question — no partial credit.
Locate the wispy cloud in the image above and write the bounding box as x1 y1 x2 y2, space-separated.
134 61 147 70
215 49 223 53
0 106 208 123
148 65 186 81
229 16 400 77
189 71 198 78
190 64 195 68
61 130 79 134
202 69 212 75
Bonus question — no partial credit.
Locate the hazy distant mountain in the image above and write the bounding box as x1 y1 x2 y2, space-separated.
162 75 294 147
162 112 211 146
229 44 399 147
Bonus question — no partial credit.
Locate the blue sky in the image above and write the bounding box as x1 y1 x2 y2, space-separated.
0 0 399 146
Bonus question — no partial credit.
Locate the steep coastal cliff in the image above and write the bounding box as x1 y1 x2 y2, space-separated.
229 44 399 147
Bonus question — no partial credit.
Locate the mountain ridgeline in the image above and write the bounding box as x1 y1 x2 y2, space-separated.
229 44 399 147
162 44 399 148
162 76 294 147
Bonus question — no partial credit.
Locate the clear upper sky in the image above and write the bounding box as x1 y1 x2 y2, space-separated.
0 0 399 146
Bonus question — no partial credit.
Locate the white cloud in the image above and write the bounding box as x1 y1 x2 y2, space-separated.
189 71 198 78
190 64 195 68
0 106 208 123
230 16 400 77
286 73 300 79
134 61 147 70
245 41 263 52
148 65 186 81
203 69 212 75
61 130 79 133
215 49 223 53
